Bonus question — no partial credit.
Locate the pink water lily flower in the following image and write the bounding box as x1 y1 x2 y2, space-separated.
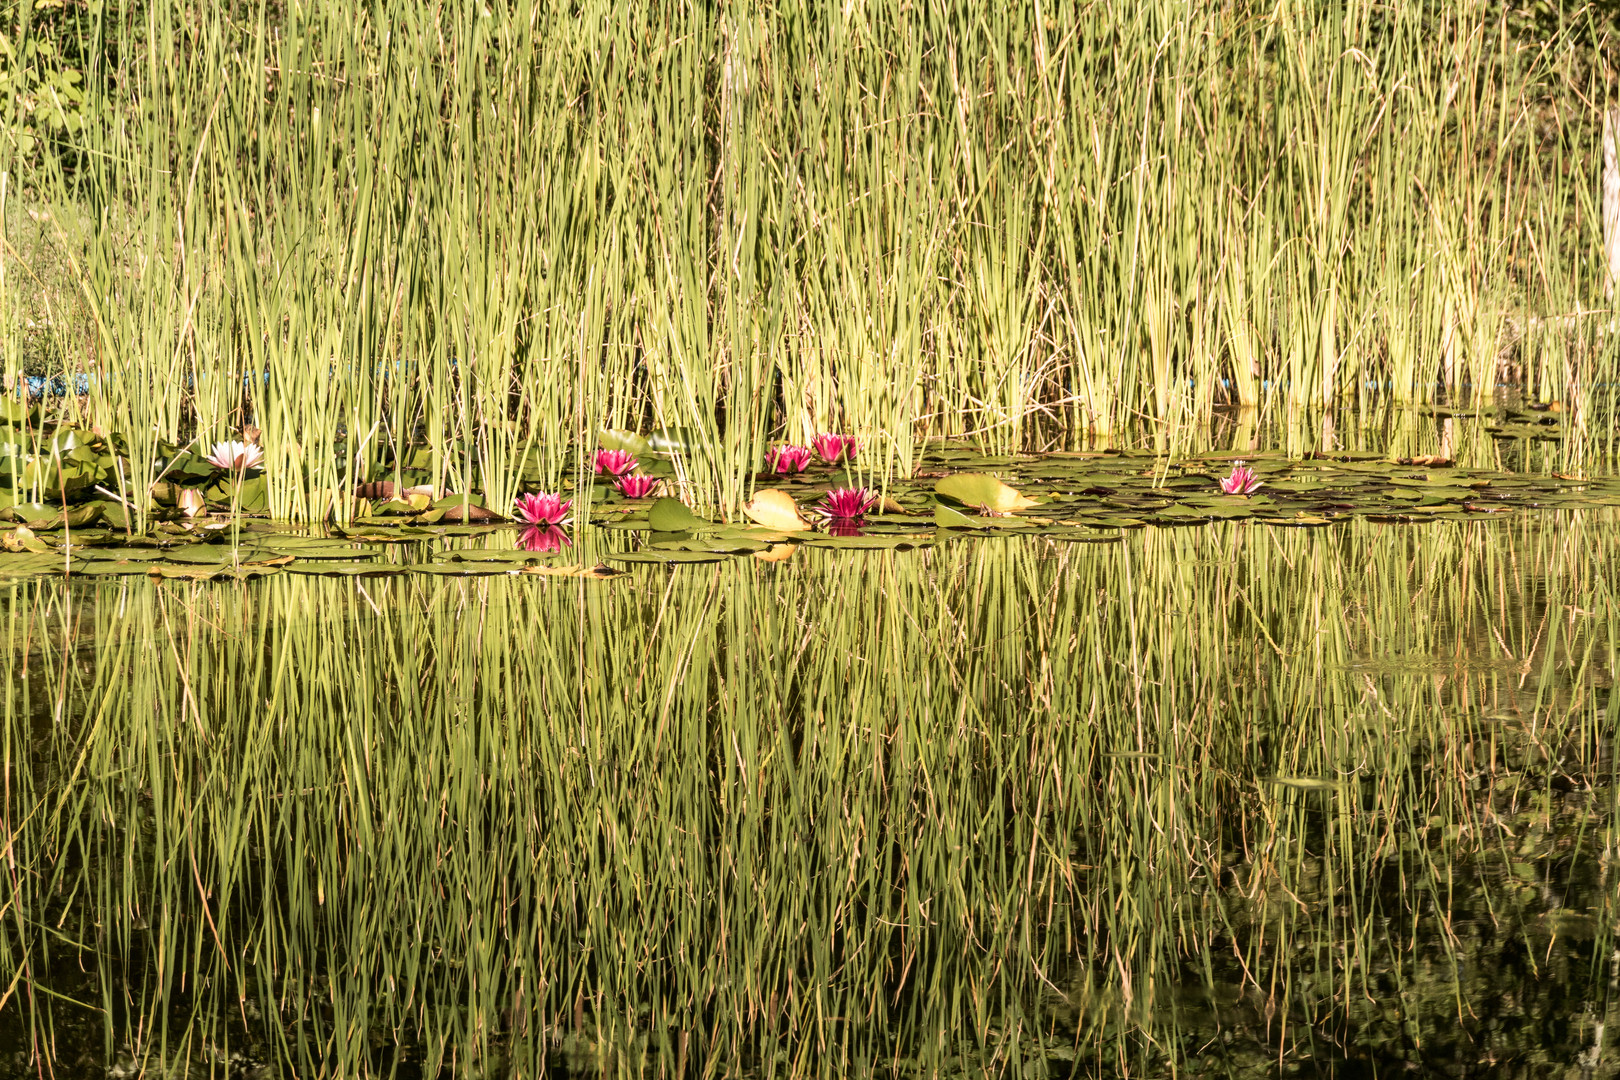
594 449 638 477
615 473 660 498
811 433 857 464
1218 465 1263 495
518 525 572 553
817 487 876 520
204 441 264 472
514 492 573 526
767 444 812 474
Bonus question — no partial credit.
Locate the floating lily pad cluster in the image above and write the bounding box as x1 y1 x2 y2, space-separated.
3 434 1614 582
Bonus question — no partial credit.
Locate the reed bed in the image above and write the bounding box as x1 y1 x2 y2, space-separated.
2 1 1616 523
2 514 1616 1076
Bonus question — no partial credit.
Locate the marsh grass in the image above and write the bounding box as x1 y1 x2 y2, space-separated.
2 515 1616 1075
2 1 1617 524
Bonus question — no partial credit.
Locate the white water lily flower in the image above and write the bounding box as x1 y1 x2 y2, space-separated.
205 440 264 472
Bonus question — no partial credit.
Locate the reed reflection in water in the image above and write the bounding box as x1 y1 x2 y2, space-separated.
2 515 1616 1077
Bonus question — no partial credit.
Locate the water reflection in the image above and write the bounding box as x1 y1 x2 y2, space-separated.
1 514 1616 1077
518 524 572 553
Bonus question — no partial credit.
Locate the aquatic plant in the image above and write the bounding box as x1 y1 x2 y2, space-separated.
615 473 660 498
817 487 875 520
1218 464 1263 495
518 525 571 553
812 434 857 464
767 445 813 474
17 0 1611 526
593 449 638 477
514 492 572 526
204 441 264 472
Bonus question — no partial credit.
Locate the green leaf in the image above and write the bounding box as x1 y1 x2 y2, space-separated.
598 429 653 458
934 473 1038 512
282 562 395 576
0 553 69 579
446 550 545 564
648 497 708 532
652 536 769 554
608 549 728 564
647 427 696 454
800 535 935 550
407 562 525 576
0 503 104 529
89 499 132 531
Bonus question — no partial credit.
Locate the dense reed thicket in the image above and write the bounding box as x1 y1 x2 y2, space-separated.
2 0 1616 521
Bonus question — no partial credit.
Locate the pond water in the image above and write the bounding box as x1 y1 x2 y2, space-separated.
2 513 1617 1077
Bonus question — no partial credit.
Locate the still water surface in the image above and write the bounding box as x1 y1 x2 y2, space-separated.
2 515 1616 1077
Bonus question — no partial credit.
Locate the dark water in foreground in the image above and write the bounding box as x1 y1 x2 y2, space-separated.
2 516 1616 1078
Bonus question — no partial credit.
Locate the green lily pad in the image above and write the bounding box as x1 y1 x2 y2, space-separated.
934 473 1038 513
75 547 166 562
932 502 1042 529
0 553 67 578
0 503 104 529
652 536 770 554
282 562 396 576
328 527 439 542
607 549 728 564
445 550 547 564
407 562 525 576
1038 530 1124 543
800 535 935 550
156 545 248 564
599 429 653 458
69 558 160 576
259 545 382 560
648 497 710 532
1253 515 1335 527
647 427 696 454
147 562 285 582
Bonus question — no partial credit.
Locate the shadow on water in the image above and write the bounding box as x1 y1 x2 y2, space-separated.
1 512 1617 1078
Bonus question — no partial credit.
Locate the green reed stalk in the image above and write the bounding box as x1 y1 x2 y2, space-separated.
6 0 1614 525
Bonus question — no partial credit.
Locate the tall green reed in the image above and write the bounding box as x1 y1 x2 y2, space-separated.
11 0 1617 524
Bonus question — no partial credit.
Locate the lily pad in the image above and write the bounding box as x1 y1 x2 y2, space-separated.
934 473 1038 513
648 497 710 532
652 536 770 554
607 549 728 565
742 489 811 531
70 558 161 576
282 562 396 576
0 553 67 579
445 550 547 564
647 427 696 454
932 502 1042 530
599 429 654 458
0 503 104 529
800 535 935 550
407 562 526 576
